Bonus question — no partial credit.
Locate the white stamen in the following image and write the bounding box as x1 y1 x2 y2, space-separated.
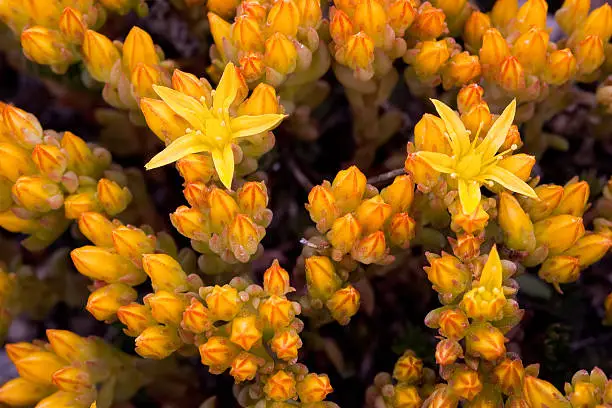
450 173 458 179
511 143 518 150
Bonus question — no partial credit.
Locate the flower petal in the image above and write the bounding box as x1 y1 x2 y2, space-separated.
482 165 537 198
230 114 287 138
476 99 516 159
415 151 455 174
431 99 470 157
145 133 211 170
480 245 502 290
212 144 235 190
213 63 239 119
153 85 212 129
458 178 482 214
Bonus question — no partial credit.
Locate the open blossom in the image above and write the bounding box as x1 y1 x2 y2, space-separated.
144 63 286 189
415 99 537 214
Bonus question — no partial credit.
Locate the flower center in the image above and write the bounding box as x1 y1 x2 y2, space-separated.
455 151 482 179
206 118 232 149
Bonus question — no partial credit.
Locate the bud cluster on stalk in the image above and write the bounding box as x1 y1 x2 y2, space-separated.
0 102 132 250
0 330 150 408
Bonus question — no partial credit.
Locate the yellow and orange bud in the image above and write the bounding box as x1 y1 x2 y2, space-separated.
534 215 585 255
228 214 264 262
264 33 298 75
523 376 571 408
556 0 590 35
393 351 423 384
64 192 101 220
97 178 132 216
351 231 389 264
327 285 360 324
394 384 422 407
343 32 375 72
131 63 162 99
71 246 145 285
355 195 392 234
176 154 216 184
498 56 525 93
230 315 262 351
172 70 212 104
538 255 581 286
61 131 97 177
327 213 362 258
207 0 239 19
498 192 536 252
388 213 416 248
238 52 265 83
567 381 599 408
82 30 120 83
563 233 612 268
267 0 300 38
412 40 450 78
554 180 590 217
0 143 35 182
479 29 510 68
237 84 280 116
464 11 491 51
123 27 159 74
170 205 208 241
500 124 523 152
263 260 292 296
381 175 414 214
232 15 265 52
264 370 297 401
112 226 155 266
31 144 67 180
3 104 44 147
199 336 240 372
86 283 137 321
306 185 340 233
424 253 470 295
544 49 577 85
46 329 94 363
512 28 549 74
410 3 448 40
52 366 92 393
208 12 232 61
117 303 156 336
450 368 482 400
141 253 188 292
461 103 492 136
522 184 565 222
259 295 294 329
59 8 87 44
270 328 302 361
498 154 535 182
21 27 72 66
439 308 470 340
208 187 239 233
435 338 463 366
494 358 525 395
575 35 605 75
442 52 481 90
330 9 354 45
12 176 63 213
206 285 240 321
426 385 459 407
353 0 387 46
414 113 452 154
229 352 261 382
491 0 518 33
465 323 506 361
0 378 53 406
135 325 182 359
387 0 416 36
512 0 548 34
35 390 90 408
580 4 612 43
147 290 186 326
181 298 212 334
237 181 268 218
5 342 43 363
297 373 333 403
14 351 66 385
297 0 322 28
140 97 190 143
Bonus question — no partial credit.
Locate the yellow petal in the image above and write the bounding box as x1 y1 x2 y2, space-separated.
430 99 470 157
212 144 235 190
458 178 482 214
213 63 239 120
480 245 502 290
483 165 537 198
415 151 455 173
230 114 286 138
153 85 212 129
145 133 211 170
476 99 516 159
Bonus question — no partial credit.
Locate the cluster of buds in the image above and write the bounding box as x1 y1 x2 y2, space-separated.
207 0 325 87
0 102 132 250
365 350 439 407
0 330 149 407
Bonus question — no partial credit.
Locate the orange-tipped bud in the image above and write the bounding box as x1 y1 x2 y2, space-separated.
131 63 162 99
117 303 156 336
436 338 463 366
181 298 212 334
237 83 280 115
230 315 262 351
264 33 298 75
327 285 360 324
51 366 92 393
457 84 485 113
123 27 158 74
2 104 43 148
59 8 87 44
135 325 181 359
263 259 292 296
267 0 301 38
206 285 240 321
491 0 518 30
305 256 342 301
21 27 72 66
479 29 510 67
388 212 416 248
31 144 67 180
264 370 297 401
556 0 590 35
522 184 565 222
581 4 612 43
413 40 450 78
208 187 239 233
86 283 137 321
46 329 94 363
0 378 53 406
61 131 97 177
466 323 506 361
544 49 577 85
500 125 523 152
351 231 390 264
170 205 209 241
393 351 423 384
147 290 187 326
232 15 264 52
410 3 448 40
568 381 600 408
534 215 585 255
353 0 387 46
355 195 392 234
5 342 43 363
442 52 481 90
0 143 35 182
451 202 490 234
330 9 354 45
270 328 302 361
388 0 416 36
237 181 268 218
207 0 239 19
394 384 422 407
538 255 581 286
259 295 294 329
575 35 605 75
228 214 264 262
344 32 375 71
498 154 535 182
140 97 190 143
208 12 232 61
512 28 549 74
523 376 571 408
424 253 470 295
460 103 491 137
297 0 322 28
439 308 470 340
332 165 367 213
199 336 240 372
494 358 525 395
563 233 612 268
450 368 482 400
498 192 536 252
97 178 132 216
464 11 491 51
12 176 63 213
176 154 216 184
71 246 146 285
306 184 340 233
35 390 89 408
414 114 452 154
498 56 525 93
14 351 66 385
229 352 261 382
554 180 590 217
426 385 458 407
82 30 120 83
172 70 212 103
142 254 188 292
513 0 548 34
297 373 333 403
112 226 155 267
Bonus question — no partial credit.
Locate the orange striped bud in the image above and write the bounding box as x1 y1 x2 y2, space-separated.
498 154 535 182
538 255 581 286
411 3 448 40
199 336 240 372
581 4 612 43
563 233 611 268
332 165 367 213
183 182 209 208
327 285 360 324
297 373 333 403
172 70 212 104
327 213 362 258
0 143 35 181
413 40 450 78
264 370 297 401
498 192 536 252
170 205 209 241
208 187 239 233
450 368 482 400
498 56 525 92
576 35 605 75
394 384 422 407
228 214 264 262
466 323 506 361
512 28 549 74
568 381 599 408
405 152 441 190
442 52 481 90
230 314 262 351
424 253 470 295
229 352 262 382
464 11 491 51
86 283 137 321
555 0 590 35
0 378 53 406
147 290 186 326
135 325 181 359
35 390 89 408
82 30 120 83
13 351 65 385
176 154 215 183
305 256 342 301
206 285 240 321
523 376 571 408
534 215 585 255
393 351 423 383
232 15 264 52
267 0 301 38
264 33 297 75
494 358 525 395
522 184 565 222
513 0 548 34
544 49 577 85
297 0 322 28
433 0 467 18
353 0 387 46
457 83 484 113
123 27 158 74
71 245 146 284
414 113 452 153
181 298 212 334
77 212 114 247
237 83 280 115
355 195 392 234
306 184 339 232
263 259 292 296
500 125 523 152
387 0 416 36
553 180 590 217
59 8 86 44
207 0 240 19
479 29 510 67
21 27 72 66
330 8 354 45
351 231 389 264
32 144 67 180
270 328 302 361
117 303 156 336
45 329 94 363
259 295 294 329
388 212 416 248
460 103 491 137
5 342 43 363
112 226 155 267
435 338 463 366
96 178 132 216
439 308 469 340
239 52 265 82
61 131 97 177
491 0 518 32
141 254 188 292
344 32 375 71
427 385 458 407
131 63 161 99
12 176 63 213
51 366 92 393
451 202 490 234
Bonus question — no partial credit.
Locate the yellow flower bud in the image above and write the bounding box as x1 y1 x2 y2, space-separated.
568 381 599 408
117 303 156 336
14 351 66 385
512 28 549 74
2 104 43 148
393 351 423 383
450 368 482 400
230 315 262 351
479 29 510 67
426 385 458 407
35 391 88 408
135 325 182 359
237 84 280 116
239 52 265 83
232 15 264 52
0 143 35 182
305 256 342 301
553 180 590 217
414 113 452 153
172 70 212 104
327 285 360 324
466 323 506 361
147 290 187 326
330 8 354 45
387 0 416 36
12 176 63 213
297 373 333 403
332 165 367 213
461 103 492 137
170 205 209 241
544 49 577 85
306 184 339 233
86 283 137 321
21 27 72 66
388 212 416 249
355 195 392 234
563 233 612 268
410 3 448 40
576 35 605 75
464 11 491 51
206 285 240 321
230 352 261 382
264 370 297 401
123 26 158 74
351 231 389 264
498 56 525 93
181 298 212 334
267 0 301 38
97 178 132 216
344 32 375 71
270 328 302 361
538 255 581 286
555 0 590 35
131 62 162 99
112 226 155 267
82 30 120 83
5 342 43 363
424 253 470 295
439 308 470 340
52 366 92 393
0 378 53 406
498 192 536 252
71 246 146 285
513 0 548 34
580 4 612 43
61 131 97 177
413 40 450 78
405 152 442 190
142 254 188 292
199 336 240 372
498 154 535 183
522 184 565 222
208 12 231 62
494 358 525 395
59 8 87 44
442 52 481 90
207 0 239 19
228 214 264 262
451 202 490 234
394 384 422 407
457 83 484 113
32 144 67 180
353 0 387 46
259 295 294 329
534 215 585 255
264 33 297 75
491 0 518 32
523 376 571 408
176 154 215 184
208 187 239 233
263 259 292 296
46 329 95 363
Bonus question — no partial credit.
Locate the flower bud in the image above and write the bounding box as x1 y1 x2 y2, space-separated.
297 373 333 403
142 254 188 292
414 113 451 154
140 97 190 143
355 195 392 234
332 165 367 213
413 40 450 78
52 366 92 393
353 0 387 46
264 33 298 75
411 3 447 40
404 153 441 189
230 315 262 350
5 342 43 363
464 11 491 51
230 352 261 382
228 214 264 262
206 285 240 321
394 384 422 407
237 181 268 218
32 144 67 181
538 255 581 286
171 70 212 106
297 0 322 28
512 28 549 74
82 30 120 83
117 303 156 336
14 351 66 385
59 8 87 44
426 385 458 407
498 192 536 252
544 49 577 85
568 381 599 408
12 176 63 213
330 9 354 45
513 0 548 33
351 231 389 264
2 104 43 148
305 256 342 301
344 32 375 72
439 308 469 340
581 4 612 43
327 285 360 324
424 253 470 295
147 290 187 326
237 84 280 116
46 329 95 363
306 184 339 233
498 56 525 93
264 370 297 401
466 323 506 361
208 187 238 233
534 215 585 255
461 103 491 136
556 0 590 35
575 35 605 75
259 295 294 329
457 84 484 113
563 233 612 268
176 154 215 183
436 339 464 366
131 62 162 99
388 212 416 248
181 298 212 334
262 259 292 296
208 12 231 61
450 368 482 400
86 283 137 321
97 178 132 216
112 226 155 267
442 52 481 90
123 27 158 74
267 0 301 38
135 325 181 359
0 378 53 406
199 336 240 372
480 29 510 67
61 131 97 177
523 376 571 408
232 15 264 52
0 143 35 182
36 391 88 408
270 329 302 361
387 0 416 36
170 205 209 240
393 351 423 383
522 184 564 222
451 202 490 234
554 180 589 217
494 358 525 395
21 27 72 66
498 154 535 182
71 246 146 285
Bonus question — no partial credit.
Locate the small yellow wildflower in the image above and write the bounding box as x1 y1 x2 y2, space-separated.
144 63 286 189
416 99 537 214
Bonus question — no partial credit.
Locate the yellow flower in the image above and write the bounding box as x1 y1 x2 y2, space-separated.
144 63 286 189
415 99 537 214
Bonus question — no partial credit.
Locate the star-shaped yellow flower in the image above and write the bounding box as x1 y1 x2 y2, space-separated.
416 99 537 214
144 63 286 189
